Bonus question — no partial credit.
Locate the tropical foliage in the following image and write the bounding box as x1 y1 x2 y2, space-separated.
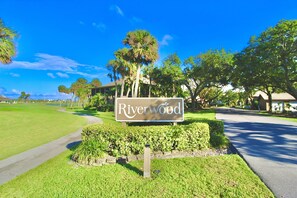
0 19 17 64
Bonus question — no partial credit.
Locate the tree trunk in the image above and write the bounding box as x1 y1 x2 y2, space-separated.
267 92 272 112
133 65 141 98
113 70 118 99
191 96 196 111
173 84 176 97
148 77 152 98
126 87 131 97
120 78 125 97
70 93 75 109
131 81 135 97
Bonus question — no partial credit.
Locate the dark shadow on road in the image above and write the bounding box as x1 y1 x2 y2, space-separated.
222 120 297 165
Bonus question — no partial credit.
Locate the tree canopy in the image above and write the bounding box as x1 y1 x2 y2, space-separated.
183 49 234 110
0 19 17 64
123 30 159 97
233 20 297 100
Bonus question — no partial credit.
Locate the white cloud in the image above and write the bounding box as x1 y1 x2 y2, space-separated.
0 53 81 71
110 5 124 16
159 34 173 46
0 53 107 79
47 73 56 78
92 22 106 32
130 17 143 25
56 72 69 78
9 72 20 77
12 89 21 94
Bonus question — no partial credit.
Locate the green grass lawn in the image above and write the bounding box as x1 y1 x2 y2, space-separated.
259 111 297 123
0 149 273 197
0 103 87 160
184 109 216 120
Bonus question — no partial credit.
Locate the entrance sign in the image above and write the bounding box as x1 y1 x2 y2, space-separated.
115 98 184 122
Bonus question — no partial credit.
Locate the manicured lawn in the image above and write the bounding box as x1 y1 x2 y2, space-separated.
184 109 216 120
259 111 297 123
0 103 87 160
0 149 273 197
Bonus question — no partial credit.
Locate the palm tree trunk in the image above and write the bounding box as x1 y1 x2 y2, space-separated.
131 81 136 97
133 65 141 97
120 78 125 97
126 87 131 97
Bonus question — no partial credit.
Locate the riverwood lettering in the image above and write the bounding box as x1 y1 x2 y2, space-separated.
115 98 184 122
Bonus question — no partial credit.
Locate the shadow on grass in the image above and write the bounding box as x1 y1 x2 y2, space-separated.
72 109 98 116
117 160 143 176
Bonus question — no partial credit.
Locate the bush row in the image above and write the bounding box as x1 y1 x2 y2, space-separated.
80 122 210 157
129 119 228 148
182 119 228 148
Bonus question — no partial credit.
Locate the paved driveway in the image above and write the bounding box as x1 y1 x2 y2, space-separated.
216 108 297 198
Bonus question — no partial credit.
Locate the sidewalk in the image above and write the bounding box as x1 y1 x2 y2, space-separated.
0 115 102 185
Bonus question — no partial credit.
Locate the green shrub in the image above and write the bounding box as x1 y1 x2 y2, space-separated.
72 140 107 164
81 122 210 157
182 119 229 148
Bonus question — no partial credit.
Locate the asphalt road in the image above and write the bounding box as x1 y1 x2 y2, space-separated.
216 108 297 198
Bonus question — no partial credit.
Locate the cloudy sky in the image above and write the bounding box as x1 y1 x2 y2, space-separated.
0 0 297 99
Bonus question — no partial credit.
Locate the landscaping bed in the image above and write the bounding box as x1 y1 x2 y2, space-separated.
72 118 229 166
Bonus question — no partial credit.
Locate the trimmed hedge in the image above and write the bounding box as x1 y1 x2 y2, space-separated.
182 119 228 148
129 119 228 148
80 122 210 157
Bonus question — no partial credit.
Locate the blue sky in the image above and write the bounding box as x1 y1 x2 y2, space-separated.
0 0 297 99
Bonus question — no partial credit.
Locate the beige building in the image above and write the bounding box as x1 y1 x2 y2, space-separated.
254 91 297 112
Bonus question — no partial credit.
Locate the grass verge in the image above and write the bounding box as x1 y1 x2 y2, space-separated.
0 103 87 160
0 149 273 197
259 111 297 123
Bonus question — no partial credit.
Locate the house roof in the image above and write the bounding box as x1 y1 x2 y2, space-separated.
95 77 153 89
98 80 122 88
253 91 296 101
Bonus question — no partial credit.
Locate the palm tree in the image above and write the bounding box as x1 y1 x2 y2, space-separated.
123 30 158 97
0 19 17 64
107 59 120 98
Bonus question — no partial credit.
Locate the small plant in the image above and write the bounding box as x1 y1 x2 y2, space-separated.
72 140 107 165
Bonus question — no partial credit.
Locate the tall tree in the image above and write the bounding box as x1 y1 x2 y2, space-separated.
150 53 183 97
70 78 90 108
256 20 297 99
114 48 134 97
183 49 233 110
123 30 159 97
0 19 17 64
58 85 70 94
232 37 277 111
106 59 120 98
90 78 102 88
18 91 30 102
